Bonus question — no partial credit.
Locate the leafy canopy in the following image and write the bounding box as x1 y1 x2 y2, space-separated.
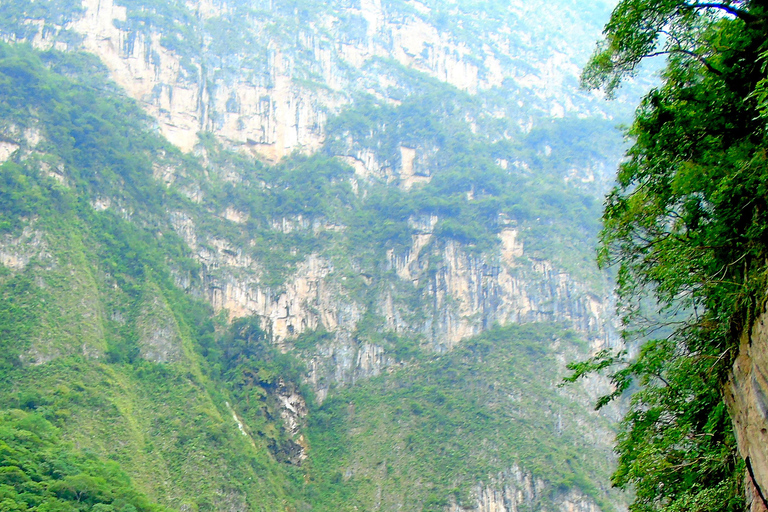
569 0 768 510
582 0 757 95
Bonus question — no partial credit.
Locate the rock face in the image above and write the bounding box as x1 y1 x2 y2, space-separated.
726 302 768 512
192 223 611 349
0 0 625 383
447 465 602 512
274 379 310 465
0 2 628 409
136 282 187 364
172 209 615 398
0 226 48 272
8 0 619 160
0 2 634 510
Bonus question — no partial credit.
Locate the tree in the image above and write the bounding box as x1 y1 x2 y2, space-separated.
582 0 765 95
569 1 768 510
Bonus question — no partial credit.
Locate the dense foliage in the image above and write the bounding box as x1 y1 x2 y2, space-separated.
205 316 310 462
570 0 768 510
0 409 170 512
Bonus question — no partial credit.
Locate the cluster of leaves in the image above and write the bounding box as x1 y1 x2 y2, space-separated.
571 0 768 510
567 339 744 511
0 409 170 512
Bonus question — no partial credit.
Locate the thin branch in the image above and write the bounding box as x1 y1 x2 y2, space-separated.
706 346 733 375
652 372 672 387
685 2 758 23
644 49 722 76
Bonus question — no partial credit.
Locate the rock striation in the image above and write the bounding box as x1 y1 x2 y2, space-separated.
726 301 768 512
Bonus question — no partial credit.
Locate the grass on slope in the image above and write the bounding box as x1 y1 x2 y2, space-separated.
303 323 620 512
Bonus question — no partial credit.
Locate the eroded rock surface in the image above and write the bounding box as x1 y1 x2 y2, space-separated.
726 302 768 512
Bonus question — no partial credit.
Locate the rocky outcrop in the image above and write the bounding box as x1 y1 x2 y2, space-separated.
187 216 610 348
383 220 612 351
447 465 604 512
0 140 18 163
201 250 362 344
726 301 768 512
273 379 309 465
136 282 187 364
0 225 49 272
167 206 614 397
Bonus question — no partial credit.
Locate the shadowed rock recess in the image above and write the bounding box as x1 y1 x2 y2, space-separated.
0 0 647 511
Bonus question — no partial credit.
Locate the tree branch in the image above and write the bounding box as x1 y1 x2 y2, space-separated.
685 2 758 23
644 49 723 76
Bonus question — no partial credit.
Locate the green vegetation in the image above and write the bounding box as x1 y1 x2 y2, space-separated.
568 0 768 510
194 144 355 288
0 43 305 510
0 0 82 43
0 1 636 510
305 324 619 512
205 316 310 460
325 82 610 280
0 356 309 511
0 409 169 512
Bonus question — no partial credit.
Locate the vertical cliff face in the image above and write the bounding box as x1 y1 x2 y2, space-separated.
1 0 627 378
64 0 336 156
168 207 614 398
7 0 624 161
726 303 768 512
185 216 610 342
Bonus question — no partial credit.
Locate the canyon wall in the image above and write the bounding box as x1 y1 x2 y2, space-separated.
10 0 618 160
449 473 601 512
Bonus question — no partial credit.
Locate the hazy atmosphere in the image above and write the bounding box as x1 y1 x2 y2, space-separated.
0 0 766 511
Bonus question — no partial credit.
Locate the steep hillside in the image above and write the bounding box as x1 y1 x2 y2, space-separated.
0 409 172 512
0 45 304 511
305 324 620 512
0 1 635 511
0 0 637 362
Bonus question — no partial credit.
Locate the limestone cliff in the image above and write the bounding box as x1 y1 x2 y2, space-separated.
7 0 625 162
168 206 615 398
0 5 630 510
0 0 626 389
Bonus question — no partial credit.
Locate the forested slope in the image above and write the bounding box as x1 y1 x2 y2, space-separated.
0 1 640 511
